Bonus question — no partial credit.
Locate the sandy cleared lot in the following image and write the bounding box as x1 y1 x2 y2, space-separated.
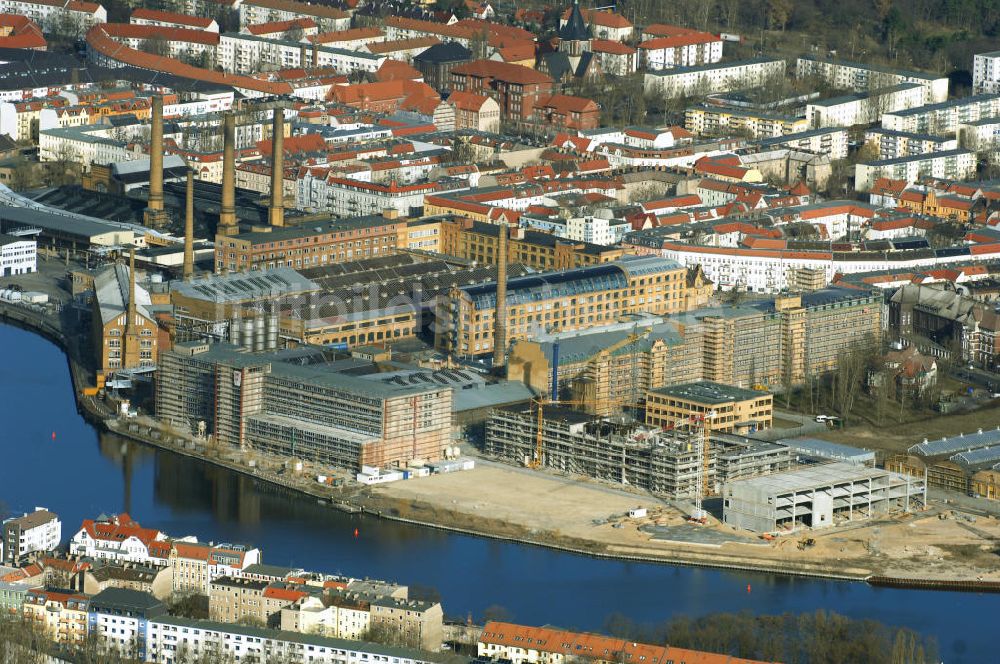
364 462 1000 581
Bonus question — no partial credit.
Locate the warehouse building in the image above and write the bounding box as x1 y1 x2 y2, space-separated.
645 381 773 434
781 437 876 466
723 462 926 532
155 342 452 469
484 406 793 498
885 427 1000 496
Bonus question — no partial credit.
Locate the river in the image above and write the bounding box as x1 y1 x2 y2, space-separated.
0 322 995 662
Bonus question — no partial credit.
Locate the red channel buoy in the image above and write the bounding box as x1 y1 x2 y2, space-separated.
353 528 359 539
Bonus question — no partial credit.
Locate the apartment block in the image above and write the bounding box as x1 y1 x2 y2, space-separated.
645 381 773 435
644 58 785 97
2 507 59 565
451 60 554 123
854 149 976 192
685 105 808 139
881 94 1000 135
796 56 949 103
22 589 89 646
864 127 958 160
435 256 692 357
88 588 168 661
210 577 307 627
805 83 925 128
973 52 1000 95
757 127 850 160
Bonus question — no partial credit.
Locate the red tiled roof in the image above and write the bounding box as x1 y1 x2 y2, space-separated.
246 17 316 35
539 94 599 113
376 59 424 82
131 8 215 29
448 90 492 112
639 32 719 49
589 39 636 55
560 8 632 29
452 59 553 85
480 622 771 664
242 0 348 20
310 27 383 43
367 36 439 54
101 22 220 46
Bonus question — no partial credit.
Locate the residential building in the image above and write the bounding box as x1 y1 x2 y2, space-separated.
796 56 949 103
82 562 174 601
434 255 694 357
864 127 958 160
209 577 307 627
533 94 600 131
805 83 925 128
756 127 850 160
686 105 808 139
238 0 350 32
22 589 89 646
881 94 1000 135
974 51 1000 94
559 7 634 42
589 39 637 76
451 60 554 123
854 149 976 192
478 621 772 664
0 233 36 276
638 31 723 70
69 514 166 565
645 381 773 435
88 588 168 660
167 541 261 596
2 507 59 565
145 615 449 664
130 8 218 32
723 462 926 532
448 91 501 133
644 58 785 97
369 596 443 652
0 0 106 36
413 42 472 92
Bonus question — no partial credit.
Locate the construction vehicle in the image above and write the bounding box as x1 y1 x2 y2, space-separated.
797 538 816 550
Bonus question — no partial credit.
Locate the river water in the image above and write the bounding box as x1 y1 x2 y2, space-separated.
0 323 995 662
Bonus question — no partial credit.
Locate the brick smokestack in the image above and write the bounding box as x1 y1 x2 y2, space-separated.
492 221 508 369
268 107 285 227
184 168 195 281
219 111 237 234
147 96 164 213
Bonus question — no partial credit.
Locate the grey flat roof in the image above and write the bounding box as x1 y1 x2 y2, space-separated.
0 204 131 240
863 149 972 167
650 381 769 405
171 267 319 303
911 427 1000 456
727 461 895 494
781 437 875 461
647 57 783 77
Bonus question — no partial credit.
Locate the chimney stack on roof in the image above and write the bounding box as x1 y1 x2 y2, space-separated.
219 111 237 235
269 107 285 228
492 220 509 370
183 168 195 281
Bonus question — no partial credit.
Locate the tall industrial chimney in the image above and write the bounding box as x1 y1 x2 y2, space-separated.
144 96 165 227
268 107 285 227
127 246 137 325
492 221 509 369
183 168 195 281
219 111 237 234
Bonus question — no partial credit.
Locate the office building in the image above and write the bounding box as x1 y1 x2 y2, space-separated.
645 381 773 435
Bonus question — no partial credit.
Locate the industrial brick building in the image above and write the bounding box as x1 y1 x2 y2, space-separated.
723 462 926 532
645 381 773 435
214 213 403 273
91 253 162 377
155 342 452 469
506 320 703 415
439 218 625 271
435 255 693 357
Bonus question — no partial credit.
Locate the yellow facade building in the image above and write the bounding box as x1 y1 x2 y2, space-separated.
645 381 773 435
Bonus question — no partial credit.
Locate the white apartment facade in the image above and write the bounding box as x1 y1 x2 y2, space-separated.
0 0 107 36
216 34 384 77
145 616 443 664
38 125 137 171
238 0 350 32
644 58 785 97
881 94 1000 135
639 35 723 71
973 52 1000 95
796 56 949 104
864 127 958 160
758 127 850 160
1 507 59 564
805 83 925 128
854 149 977 192
0 235 37 277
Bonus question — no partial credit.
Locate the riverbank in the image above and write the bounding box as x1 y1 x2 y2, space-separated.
5 303 1000 591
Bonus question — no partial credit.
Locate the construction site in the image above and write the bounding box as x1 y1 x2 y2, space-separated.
484 404 794 502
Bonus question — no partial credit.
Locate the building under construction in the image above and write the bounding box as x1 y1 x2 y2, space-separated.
484 406 793 499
